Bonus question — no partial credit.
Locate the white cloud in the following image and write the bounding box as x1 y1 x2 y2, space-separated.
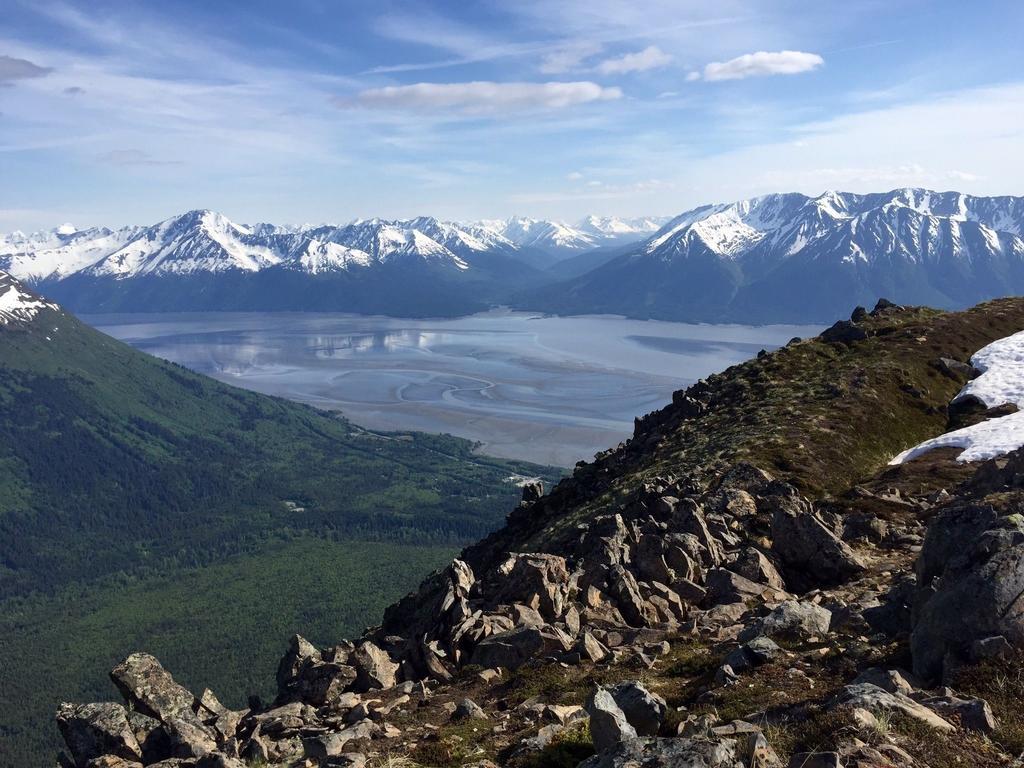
700 50 823 81
685 72 701 82
566 171 585 180
597 46 673 75
352 81 622 113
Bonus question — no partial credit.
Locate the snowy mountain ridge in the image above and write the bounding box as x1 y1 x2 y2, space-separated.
643 188 1024 266
0 211 662 284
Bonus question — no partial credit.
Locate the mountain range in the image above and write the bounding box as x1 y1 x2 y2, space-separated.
4 189 1024 322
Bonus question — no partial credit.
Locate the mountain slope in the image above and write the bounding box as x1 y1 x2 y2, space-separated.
57 296 1024 768
0 272 557 764
525 189 1024 323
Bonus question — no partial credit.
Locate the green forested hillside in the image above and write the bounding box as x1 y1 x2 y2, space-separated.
0 299 557 765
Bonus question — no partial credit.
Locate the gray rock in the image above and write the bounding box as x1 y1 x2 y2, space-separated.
110 654 198 725
453 698 488 721
723 637 781 673
919 695 997 733
851 668 916 696
911 499 1024 680
609 681 666 736
472 626 545 669
579 736 742 768
351 641 399 691
767 489 865 589
608 565 658 627
493 553 571 620
56 702 143 768
577 631 610 663
830 684 953 731
731 548 786 590
704 568 776 606
585 688 638 751
276 635 321 695
739 600 832 642
164 715 218 759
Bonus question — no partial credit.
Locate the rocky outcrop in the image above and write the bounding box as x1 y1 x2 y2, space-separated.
911 451 1024 681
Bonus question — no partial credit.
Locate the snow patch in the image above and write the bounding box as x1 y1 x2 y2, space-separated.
890 329 1024 464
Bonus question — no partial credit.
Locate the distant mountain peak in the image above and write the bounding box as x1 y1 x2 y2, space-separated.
0 271 60 327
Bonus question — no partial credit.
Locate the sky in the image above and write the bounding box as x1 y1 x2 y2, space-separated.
1 0 1023 230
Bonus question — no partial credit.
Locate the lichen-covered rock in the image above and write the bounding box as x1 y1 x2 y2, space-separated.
56 702 142 768
109 654 198 725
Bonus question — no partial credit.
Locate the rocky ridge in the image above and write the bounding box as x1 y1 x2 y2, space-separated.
57 298 1024 768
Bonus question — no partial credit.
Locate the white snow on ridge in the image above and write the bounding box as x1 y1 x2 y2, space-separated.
0 275 59 325
890 329 1024 464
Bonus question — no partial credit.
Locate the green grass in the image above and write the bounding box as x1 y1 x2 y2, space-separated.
0 536 457 767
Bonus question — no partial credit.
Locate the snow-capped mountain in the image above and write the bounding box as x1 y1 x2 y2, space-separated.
471 215 668 257
9 191 1024 322
526 189 1024 323
83 210 284 278
0 225 144 282
0 270 60 327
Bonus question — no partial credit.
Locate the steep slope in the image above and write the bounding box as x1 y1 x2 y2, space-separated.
0 272 557 764
59 297 1024 768
526 189 1024 323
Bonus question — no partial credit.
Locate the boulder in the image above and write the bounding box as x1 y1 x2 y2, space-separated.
821 320 867 345
110 654 198 725
57 703 142 768
731 548 785 590
579 736 742 768
723 637 781 673
767 489 865 589
851 668 916 697
164 716 218 759
919 695 997 733
453 698 488 721
577 631 610 663
351 641 400 691
608 681 666 736
276 635 321 694
703 569 778 606
493 553 571 620
738 601 832 642
585 688 638 751
608 565 658 627
911 498 1024 680
471 626 546 669
830 684 954 731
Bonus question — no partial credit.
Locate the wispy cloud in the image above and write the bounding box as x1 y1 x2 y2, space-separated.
697 50 824 82
98 149 180 166
539 42 602 74
0 54 52 83
597 46 673 75
349 81 622 114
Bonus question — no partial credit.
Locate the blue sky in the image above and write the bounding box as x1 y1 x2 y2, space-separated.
1 0 1023 230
